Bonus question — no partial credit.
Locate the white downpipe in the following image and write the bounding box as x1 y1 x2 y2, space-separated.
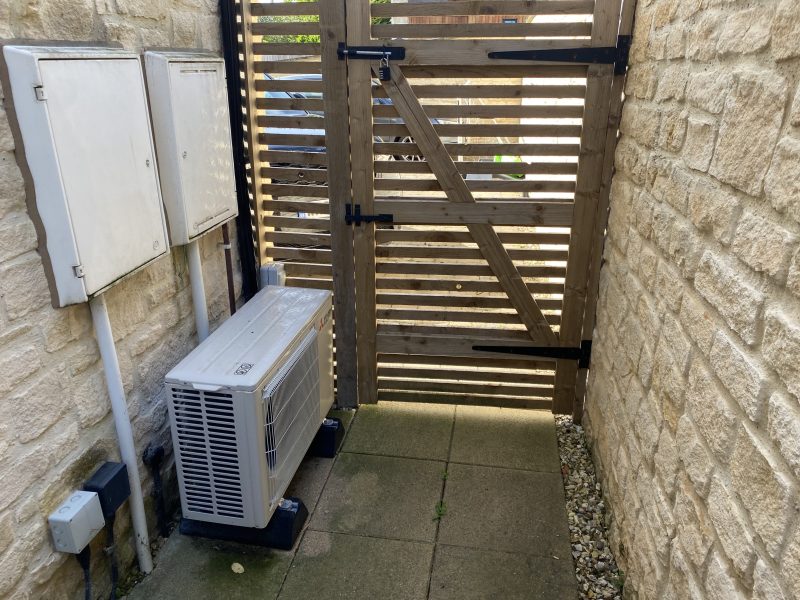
89 294 154 574
186 239 210 342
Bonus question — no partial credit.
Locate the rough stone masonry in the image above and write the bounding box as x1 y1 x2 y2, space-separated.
0 1 240 598
585 0 800 598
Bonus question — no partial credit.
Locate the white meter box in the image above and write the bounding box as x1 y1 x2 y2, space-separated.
144 51 237 246
1 46 169 307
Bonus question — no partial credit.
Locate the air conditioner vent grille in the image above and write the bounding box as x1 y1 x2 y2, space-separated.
171 388 244 519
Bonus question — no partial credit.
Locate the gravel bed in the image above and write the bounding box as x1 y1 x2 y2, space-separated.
556 415 624 599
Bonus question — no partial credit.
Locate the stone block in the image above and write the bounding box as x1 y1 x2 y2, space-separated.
704 551 747 599
772 0 800 61
685 359 737 462
732 210 795 280
683 117 717 172
765 136 800 225
0 152 28 221
694 252 764 346
73 370 111 428
687 179 738 245
115 0 166 20
0 254 52 319
0 214 37 263
707 475 756 577
767 392 800 481
709 331 768 421
40 0 95 40
654 426 678 496
686 69 732 114
171 11 198 47
654 64 689 102
626 63 658 100
686 12 721 61
791 85 800 127
789 249 800 299
615 138 649 185
620 103 661 148
783 525 800 599
762 309 800 399
0 447 49 512
752 559 787 600
678 292 715 355
11 369 69 443
658 109 688 152
674 478 713 567
668 220 702 278
0 342 41 395
655 260 684 313
709 71 787 196
660 313 692 373
716 7 771 56
730 425 794 559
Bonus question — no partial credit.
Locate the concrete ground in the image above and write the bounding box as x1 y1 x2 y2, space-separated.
126 403 576 600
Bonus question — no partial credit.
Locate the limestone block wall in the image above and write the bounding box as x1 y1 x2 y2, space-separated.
0 2 242 599
585 0 800 598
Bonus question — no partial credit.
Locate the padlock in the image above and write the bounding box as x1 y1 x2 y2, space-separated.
379 54 391 82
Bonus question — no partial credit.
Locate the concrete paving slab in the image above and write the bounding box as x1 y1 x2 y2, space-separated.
285 455 334 515
278 530 433 600
450 406 560 472
126 532 292 600
310 453 444 542
438 463 571 559
429 544 577 600
343 401 454 460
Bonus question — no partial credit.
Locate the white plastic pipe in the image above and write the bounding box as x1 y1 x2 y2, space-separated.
186 239 210 342
89 294 154 574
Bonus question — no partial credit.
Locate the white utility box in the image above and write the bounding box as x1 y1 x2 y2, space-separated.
2 46 169 307
144 51 237 246
165 286 334 528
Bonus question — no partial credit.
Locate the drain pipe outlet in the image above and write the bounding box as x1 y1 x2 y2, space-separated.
89 294 154 575
186 239 210 342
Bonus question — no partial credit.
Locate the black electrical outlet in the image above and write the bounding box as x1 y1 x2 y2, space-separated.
83 462 130 519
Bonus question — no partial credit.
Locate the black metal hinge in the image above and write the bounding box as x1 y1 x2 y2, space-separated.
345 204 393 226
337 43 406 61
488 35 632 75
473 340 593 368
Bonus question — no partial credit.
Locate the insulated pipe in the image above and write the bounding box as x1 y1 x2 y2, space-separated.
186 239 210 342
89 294 154 575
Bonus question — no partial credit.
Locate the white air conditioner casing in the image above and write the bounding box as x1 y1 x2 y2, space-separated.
143 51 237 245
1 46 169 307
165 286 334 528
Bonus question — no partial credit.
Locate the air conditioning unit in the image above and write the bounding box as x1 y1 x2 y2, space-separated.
165 286 333 529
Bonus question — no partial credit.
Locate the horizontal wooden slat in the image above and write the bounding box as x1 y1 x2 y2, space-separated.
261 150 327 166
377 391 551 409
378 352 555 372
377 262 565 278
257 97 325 111
265 247 330 262
372 103 583 120
263 216 330 230
378 308 559 325
252 22 320 36
260 133 326 146
371 122 584 138
265 230 331 246
283 262 332 277
375 229 572 245
258 79 324 93
378 366 554 386
263 199 330 213
375 277 565 295
374 142 580 156
376 294 561 311
378 378 552 396
258 115 326 129
251 43 321 55
373 160 578 176
372 22 592 39
376 245 568 261
374 178 575 193
253 61 322 73
400 65 587 78
285 277 333 290
371 0 594 18
251 2 320 16
372 84 586 99
262 167 327 183
374 200 573 226
380 323 534 342
262 183 328 198
378 39 594 66
377 331 562 359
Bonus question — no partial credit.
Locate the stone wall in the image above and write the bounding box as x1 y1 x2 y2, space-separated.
585 0 800 598
0 2 241 599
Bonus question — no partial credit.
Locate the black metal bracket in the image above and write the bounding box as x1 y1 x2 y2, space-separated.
345 204 393 226
488 35 632 75
337 43 406 61
473 340 593 368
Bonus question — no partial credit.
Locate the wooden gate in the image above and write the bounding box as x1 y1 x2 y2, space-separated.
247 0 634 415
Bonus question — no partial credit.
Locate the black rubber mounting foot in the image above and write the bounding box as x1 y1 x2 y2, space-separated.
309 417 345 459
179 497 308 550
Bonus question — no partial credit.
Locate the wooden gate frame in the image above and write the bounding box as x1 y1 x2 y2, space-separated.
316 0 634 414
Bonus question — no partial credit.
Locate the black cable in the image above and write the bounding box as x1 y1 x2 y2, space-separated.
75 546 92 600
105 515 119 600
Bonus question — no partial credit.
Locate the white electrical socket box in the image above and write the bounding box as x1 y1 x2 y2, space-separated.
48 490 105 553
144 51 237 246
2 46 170 307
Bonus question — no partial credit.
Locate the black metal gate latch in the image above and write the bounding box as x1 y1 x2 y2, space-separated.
345 204 393 227
488 35 632 75
473 340 593 368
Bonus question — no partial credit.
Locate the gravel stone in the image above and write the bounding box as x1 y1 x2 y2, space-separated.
556 416 624 599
